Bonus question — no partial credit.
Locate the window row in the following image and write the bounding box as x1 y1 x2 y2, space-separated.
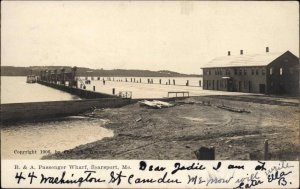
204 68 266 76
204 80 251 89
269 67 284 75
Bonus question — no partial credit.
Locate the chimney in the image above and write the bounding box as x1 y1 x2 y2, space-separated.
266 47 269 53
228 51 231 56
240 50 243 55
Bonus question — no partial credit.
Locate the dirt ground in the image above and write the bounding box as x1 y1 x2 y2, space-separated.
44 95 299 160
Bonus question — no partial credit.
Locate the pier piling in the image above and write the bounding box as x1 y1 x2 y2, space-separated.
264 139 269 160
195 146 215 160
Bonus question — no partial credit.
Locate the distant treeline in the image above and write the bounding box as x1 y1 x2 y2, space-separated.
1 66 201 77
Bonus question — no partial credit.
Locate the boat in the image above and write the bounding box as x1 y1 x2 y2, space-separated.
138 100 174 109
26 75 37 83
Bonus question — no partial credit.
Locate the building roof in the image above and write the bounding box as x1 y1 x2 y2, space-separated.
202 51 289 68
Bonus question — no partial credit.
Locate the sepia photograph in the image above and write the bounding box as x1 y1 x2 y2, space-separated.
1 1 299 186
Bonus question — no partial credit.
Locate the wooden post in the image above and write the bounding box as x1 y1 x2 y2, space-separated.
195 147 215 160
264 139 269 160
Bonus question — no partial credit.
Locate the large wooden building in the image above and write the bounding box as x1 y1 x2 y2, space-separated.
202 48 299 95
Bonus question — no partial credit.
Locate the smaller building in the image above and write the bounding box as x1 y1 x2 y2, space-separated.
202 48 299 95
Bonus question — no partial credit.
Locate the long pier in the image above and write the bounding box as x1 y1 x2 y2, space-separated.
37 80 115 99
1 67 125 122
1 67 193 122
37 67 118 99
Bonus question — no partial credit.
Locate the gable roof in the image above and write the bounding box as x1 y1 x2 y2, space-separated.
202 51 292 68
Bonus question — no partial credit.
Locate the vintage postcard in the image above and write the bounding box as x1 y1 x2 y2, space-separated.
1 1 299 188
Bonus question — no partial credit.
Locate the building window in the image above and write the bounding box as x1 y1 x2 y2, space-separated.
220 70 223 75
234 69 237 75
208 70 211 75
256 69 259 75
252 69 254 75
226 69 230 75
244 81 247 88
270 68 273 75
215 69 217 75
244 69 247 75
280 68 283 75
262 69 266 75
239 69 242 75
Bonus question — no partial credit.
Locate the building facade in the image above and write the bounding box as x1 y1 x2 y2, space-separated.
202 49 299 95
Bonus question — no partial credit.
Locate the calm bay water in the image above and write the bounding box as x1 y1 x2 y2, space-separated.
1 76 109 159
1 117 113 159
1 76 81 104
80 76 204 98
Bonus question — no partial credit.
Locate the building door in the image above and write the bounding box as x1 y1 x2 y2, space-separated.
239 81 242 92
259 84 266 93
248 81 251 92
279 82 285 94
227 79 233 91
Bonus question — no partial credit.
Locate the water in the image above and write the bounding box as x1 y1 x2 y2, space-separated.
1 76 81 104
1 116 113 159
1 76 110 160
80 76 205 98
1 76 249 160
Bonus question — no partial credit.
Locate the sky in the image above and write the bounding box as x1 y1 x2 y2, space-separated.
1 1 299 74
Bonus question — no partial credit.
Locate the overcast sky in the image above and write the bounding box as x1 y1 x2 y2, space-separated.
1 1 299 74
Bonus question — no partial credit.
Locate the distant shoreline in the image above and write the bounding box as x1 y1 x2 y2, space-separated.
1 66 201 77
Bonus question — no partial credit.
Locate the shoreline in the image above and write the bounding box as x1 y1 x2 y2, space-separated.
43 95 299 160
